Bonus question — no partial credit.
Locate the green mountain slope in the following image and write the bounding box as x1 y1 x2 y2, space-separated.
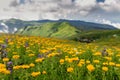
76 30 120 40
74 30 120 46
16 22 81 39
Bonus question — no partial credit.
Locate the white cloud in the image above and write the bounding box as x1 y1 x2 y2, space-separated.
0 0 98 20
99 0 120 12
97 19 120 29
0 0 14 9
0 0 120 23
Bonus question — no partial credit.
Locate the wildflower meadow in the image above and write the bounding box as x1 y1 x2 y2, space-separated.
0 34 120 80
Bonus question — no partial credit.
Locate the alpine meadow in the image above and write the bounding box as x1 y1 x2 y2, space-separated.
0 0 120 80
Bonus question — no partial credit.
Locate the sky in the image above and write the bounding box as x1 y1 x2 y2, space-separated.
0 0 120 28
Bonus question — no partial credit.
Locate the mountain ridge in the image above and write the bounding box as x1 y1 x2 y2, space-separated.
0 18 118 34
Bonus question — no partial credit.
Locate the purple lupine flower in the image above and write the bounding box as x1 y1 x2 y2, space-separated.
7 61 13 73
38 54 44 58
4 38 8 44
1 44 7 49
1 50 7 59
24 42 29 47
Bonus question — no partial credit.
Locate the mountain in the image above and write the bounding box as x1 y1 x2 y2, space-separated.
55 19 117 30
0 18 117 34
0 18 42 33
16 22 81 39
16 20 118 39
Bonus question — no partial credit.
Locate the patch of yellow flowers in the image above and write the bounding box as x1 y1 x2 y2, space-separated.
12 55 20 59
67 67 74 73
3 58 9 62
87 64 95 72
31 71 41 77
0 63 10 74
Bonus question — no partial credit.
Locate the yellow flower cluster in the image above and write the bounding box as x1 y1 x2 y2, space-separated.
42 71 47 74
2 58 9 62
59 59 64 65
13 64 31 70
12 55 20 59
93 52 101 56
65 57 79 63
35 58 44 63
28 54 35 57
102 67 108 72
29 63 35 67
93 60 100 64
87 64 95 72
47 53 59 57
31 71 41 77
109 62 115 66
104 57 112 61
0 63 10 74
67 67 74 73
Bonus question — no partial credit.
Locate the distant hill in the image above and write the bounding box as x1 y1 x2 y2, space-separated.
0 18 42 33
77 30 120 47
0 18 117 33
16 22 81 39
16 20 118 39
76 30 120 39
55 19 117 30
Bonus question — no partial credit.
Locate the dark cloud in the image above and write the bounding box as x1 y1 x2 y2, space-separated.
19 0 25 4
9 0 19 7
96 0 105 2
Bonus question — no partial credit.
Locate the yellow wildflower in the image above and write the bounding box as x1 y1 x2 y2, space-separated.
67 67 74 73
13 66 21 70
109 62 115 66
77 63 82 67
28 54 35 57
12 55 20 59
35 58 44 63
3 58 9 62
93 60 100 64
29 63 35 67
86 60 90 64
102 67 108 72
42 71 47 74
116 64 120 67
87 64 95 72
103 62 108 66
31 71 41 77
21 65 30 69
59 59 64 64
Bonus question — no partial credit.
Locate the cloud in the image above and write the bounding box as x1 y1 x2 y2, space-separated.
9 0 19 7
0 0 15 9
0 0 120 23
98 0 120 12
96 19 120 29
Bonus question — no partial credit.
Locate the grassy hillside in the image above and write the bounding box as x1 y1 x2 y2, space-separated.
74 30 120 47
16 22 81 39
75 30 120 39
0 33 120 80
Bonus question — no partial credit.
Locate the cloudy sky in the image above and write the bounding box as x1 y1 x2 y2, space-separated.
0 0 120 28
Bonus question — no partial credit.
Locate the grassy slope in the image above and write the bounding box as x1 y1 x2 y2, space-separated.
16 22 81 39
75 30 120 47
16 21 120 47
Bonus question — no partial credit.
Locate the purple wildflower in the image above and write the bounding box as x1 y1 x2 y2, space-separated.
7 61 13 73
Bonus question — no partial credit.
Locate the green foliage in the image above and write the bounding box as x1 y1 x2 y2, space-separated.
16 22 81 39
75 30 120 47
76 30 120 40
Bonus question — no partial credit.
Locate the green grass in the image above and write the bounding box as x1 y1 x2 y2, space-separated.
16 22 81 39
0 34 120 80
